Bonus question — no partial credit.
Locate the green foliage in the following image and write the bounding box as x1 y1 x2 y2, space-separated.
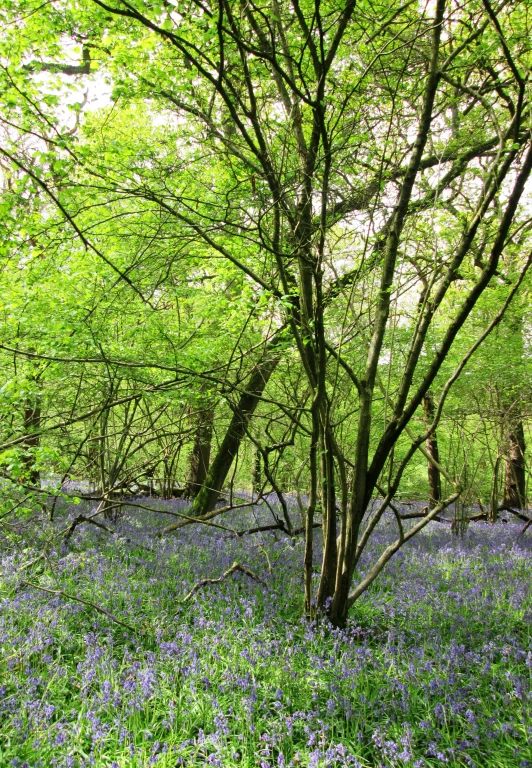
0 0 531 617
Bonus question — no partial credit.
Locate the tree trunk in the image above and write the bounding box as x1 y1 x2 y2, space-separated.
184 405 215 498
489 454 501 523
251 446 261 499
304 410 319 617
423 392 441 508
316 425 338 609
23 401 41 486
191 354 279 516
503 418 526 509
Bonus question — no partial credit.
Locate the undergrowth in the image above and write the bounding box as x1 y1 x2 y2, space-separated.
1 500 531 767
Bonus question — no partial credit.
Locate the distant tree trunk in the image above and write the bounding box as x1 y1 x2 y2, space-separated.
191 354 279 516
503 418 526 509
489 454 502 523
23 400 41 486
185 405 215 498
423 392 441 507
251 446 261 498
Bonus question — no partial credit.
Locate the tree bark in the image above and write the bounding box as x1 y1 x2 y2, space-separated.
251 445 261 499
23 401 41 486
316 425 338 608
423 392 442 508
184 404 215 498
503 418 526 509
489 454 501 523
191 354 279 516
329 0 447 628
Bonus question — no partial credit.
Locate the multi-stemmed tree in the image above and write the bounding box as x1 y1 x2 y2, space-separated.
1 0 531 624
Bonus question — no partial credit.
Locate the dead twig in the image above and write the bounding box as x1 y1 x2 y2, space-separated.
21 580 139 633
181 561 267 603
254 543 273 573
65 514 115 541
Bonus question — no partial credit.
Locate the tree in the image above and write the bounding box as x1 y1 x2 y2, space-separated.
423 393 442 508
501 312 528 511
1 0 532 625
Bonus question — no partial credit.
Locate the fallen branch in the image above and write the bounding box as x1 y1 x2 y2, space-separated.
61 496 240 536
236 523 288 536
21 580 139 633
181 561 267 602
65 514 115 542
235 521 321 537
398 504 428 520
159 501 253 536
61 505 154 552
398 505 448 523
498 504 532 523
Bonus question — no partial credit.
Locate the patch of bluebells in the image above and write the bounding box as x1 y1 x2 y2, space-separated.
0 497 531 766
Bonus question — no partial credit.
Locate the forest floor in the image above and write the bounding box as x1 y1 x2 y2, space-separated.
0 498 531 768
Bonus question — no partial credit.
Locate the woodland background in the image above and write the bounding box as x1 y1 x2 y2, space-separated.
0 0 532 764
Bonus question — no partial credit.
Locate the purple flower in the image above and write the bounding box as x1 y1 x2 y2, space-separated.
434 703 445 722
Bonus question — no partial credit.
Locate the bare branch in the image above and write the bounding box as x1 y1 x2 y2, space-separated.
181 561 266 602
21 580 139 633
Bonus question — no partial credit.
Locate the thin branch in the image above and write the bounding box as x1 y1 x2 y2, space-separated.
158 500 254 535
23 45 92 76
64 513 115 541
347 492 460 609
235 522 320 537
21 580 139 633
181 561 266 602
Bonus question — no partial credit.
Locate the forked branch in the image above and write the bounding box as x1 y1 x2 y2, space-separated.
181 561 266 602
